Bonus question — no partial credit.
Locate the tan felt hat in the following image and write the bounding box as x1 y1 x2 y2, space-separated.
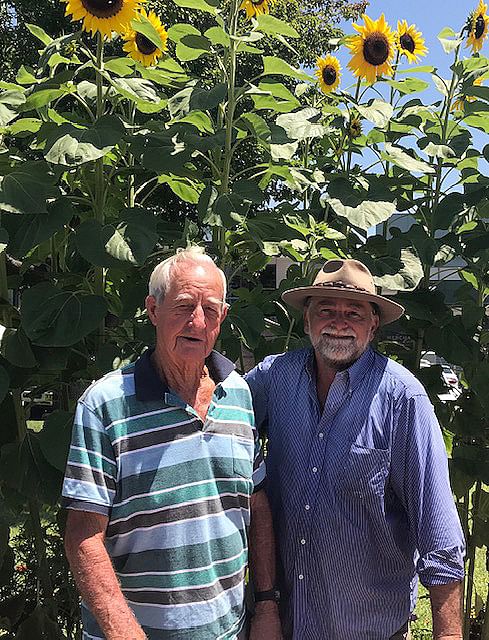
281 259 405 326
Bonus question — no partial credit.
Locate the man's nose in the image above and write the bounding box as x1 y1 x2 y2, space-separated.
328 311 349 326
189 305 206 328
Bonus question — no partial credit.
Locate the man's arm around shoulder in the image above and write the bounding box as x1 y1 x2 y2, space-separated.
64 509 147 640
248 489 282 640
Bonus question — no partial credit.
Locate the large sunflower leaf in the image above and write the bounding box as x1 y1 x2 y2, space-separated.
4 196 73 257
384 78 430 95
172 0 219 15
0 164 57 214
262 57 312 82
322 197 396 231
21 87 74 111
21 283 108 347
130 14 165 50
44 115 125 166
25 23 52 46
372 250 423 292
276 107 326 141
356 100 393 129
252 81 300 113
157 174 203 204
382 143 435 174
255 15 299 39
437 27 463 54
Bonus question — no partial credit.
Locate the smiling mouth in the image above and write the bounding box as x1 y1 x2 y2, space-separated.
180 336 203 342
322 334 355 340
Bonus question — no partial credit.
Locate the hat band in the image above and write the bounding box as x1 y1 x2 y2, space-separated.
316 280 372 294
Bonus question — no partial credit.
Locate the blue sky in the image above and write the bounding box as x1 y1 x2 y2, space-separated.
334 0 479 95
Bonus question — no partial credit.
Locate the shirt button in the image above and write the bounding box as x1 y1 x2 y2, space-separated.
312 466 318 473
305 504 310 511
318 432 324 439
300 538 306 545
298 574 304 580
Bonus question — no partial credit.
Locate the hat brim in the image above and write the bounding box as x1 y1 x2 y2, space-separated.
281 286 405 326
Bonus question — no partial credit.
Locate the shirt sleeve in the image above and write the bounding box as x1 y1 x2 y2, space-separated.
61 399 118 516
390 392 465 587
252 429 266 492
244 355 275 431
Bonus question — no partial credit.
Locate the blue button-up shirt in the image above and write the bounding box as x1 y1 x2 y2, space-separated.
245 347 465 640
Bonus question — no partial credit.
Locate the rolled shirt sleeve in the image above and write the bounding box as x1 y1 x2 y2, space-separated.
390 392 465 586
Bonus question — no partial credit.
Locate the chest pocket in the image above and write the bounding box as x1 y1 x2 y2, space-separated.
340 443 390 498
232 435 254 480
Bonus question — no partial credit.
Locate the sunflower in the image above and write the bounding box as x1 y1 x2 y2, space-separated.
239 0 275 20
123 8 168 66
346 14 396 85
347 116 362 139
63 0 145 38
452 76 484 112
466 0 489 52
396 20 427 63
315 55 341 94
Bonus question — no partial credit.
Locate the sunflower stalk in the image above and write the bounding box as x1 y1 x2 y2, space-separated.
94 31 106 344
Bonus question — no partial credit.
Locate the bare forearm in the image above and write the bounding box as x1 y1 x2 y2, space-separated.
249 489 276 592
65 511 146 640
429 581 463 640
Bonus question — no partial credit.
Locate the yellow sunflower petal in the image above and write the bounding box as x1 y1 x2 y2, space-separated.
396 20 427 63
466 0 489 53
239 0 274 20
315 55 341 94
347 13 396 84
63 0 146 38
122 8 167 66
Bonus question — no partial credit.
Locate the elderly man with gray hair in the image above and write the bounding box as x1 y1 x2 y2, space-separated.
62 247 281 640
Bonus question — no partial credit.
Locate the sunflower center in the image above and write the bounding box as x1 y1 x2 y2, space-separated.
135 32 158 55
475 14 486 39
81 0 123 18
399 33 415 53
322 65 337 86
363 32 389 66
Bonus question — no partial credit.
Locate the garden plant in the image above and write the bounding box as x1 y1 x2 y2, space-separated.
0 0 488 637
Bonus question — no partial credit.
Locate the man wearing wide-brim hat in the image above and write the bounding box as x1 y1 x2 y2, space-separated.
245 259 465 640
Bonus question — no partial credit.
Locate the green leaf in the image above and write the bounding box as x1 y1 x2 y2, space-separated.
21 283 108 347
323 198 396 230
131 13 166 50
197 184 219 223
255 15 299 38
44 115 125 166
190 83 227 110
0 365 9 404
372 250 423 291
262 57 312 82
398 65 435 75
437 27 463 54
168 23 200 42
0 105 16 127
432 192 465 230
425 317 478 366
356 100 393 129
158 174 203 203
276 107 326 141
176 36 212 61
171 110 214 133
252 81 300 113
104 57 136 77
422 142 456 159
204 26 230 46
37 410 73 472
172 0 219 14
0 165 56 214
384 78 430 94
432 74 449 96
239 112 271 142
212 193 249 227
7 117 42 135
382 143 435 174
4 196 73 257
25 23 53 46
0 326 36 368
22 87 72 111
233 179 264 204
464 112 489 133
16 65 37 85
109 77 165 112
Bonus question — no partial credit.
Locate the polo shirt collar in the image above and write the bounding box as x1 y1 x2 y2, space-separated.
134 347 235 402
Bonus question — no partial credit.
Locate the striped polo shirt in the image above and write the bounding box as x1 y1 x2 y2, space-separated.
62 349 265 640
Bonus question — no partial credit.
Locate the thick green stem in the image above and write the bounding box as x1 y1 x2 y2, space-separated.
464 480 482 639
94 32 106 342
127 102 136 208
346 78 361 175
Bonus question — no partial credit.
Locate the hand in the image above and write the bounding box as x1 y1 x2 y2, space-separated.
249 601 282 640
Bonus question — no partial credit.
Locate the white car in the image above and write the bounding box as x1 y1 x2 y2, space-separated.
419 359 461 401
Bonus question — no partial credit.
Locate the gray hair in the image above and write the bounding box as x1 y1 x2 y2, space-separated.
148 247 227 305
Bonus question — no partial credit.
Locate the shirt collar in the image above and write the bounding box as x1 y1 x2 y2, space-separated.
134 348 235 402
306 345 374 392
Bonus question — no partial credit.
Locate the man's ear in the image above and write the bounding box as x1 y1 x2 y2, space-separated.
145 295 158 326
303 307 310 335
370 313 380 339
